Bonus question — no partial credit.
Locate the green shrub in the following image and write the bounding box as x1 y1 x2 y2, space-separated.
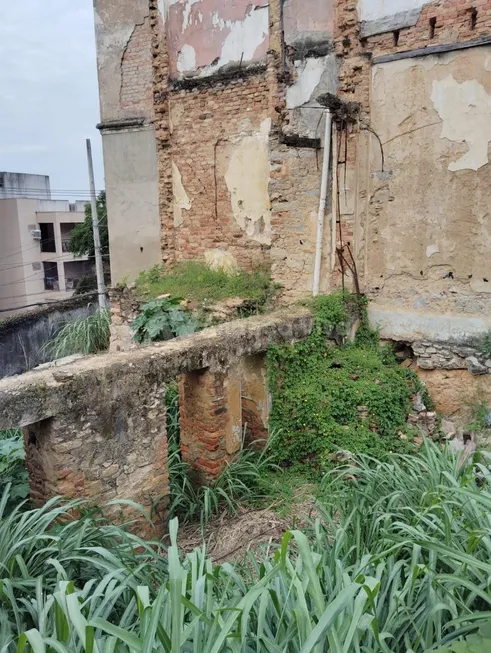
268 293 429 466
135 261 276 312
131 297 197 343
44 309 110 359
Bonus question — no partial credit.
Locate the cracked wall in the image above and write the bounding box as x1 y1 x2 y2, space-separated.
366 45 491 332
94 0 154 122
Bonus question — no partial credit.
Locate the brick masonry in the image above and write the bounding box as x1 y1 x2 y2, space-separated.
0 310 312 533
179 364 243 482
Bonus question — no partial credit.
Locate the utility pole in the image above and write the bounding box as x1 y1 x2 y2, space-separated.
86 138 107 309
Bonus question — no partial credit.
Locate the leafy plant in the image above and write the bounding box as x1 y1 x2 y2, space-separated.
478 330 491 358
0 485 168 649
0 429 29 512
131 297 197 344
43 309 111 359
268 293 426 466
7 444 491 651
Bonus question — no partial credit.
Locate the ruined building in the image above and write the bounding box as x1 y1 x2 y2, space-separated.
93 0 491 409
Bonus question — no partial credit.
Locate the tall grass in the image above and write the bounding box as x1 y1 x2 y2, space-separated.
43 309 110 360
136 262 275 309
0 489 168 650
8 442 491 652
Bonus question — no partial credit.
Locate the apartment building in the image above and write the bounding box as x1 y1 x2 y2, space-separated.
0 172 92 314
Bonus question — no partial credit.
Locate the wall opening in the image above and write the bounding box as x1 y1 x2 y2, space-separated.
393 30 400 47
40 222 56 253
470 8 478 30
429 17 437 40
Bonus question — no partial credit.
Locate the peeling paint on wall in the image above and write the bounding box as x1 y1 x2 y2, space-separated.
368 45 491 318
224 119 272 245
168 0 269 76
431 75 491 172
177 44 197 72
172 161 191 228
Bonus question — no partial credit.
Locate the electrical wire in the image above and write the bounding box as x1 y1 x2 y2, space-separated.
0 251 109 273
0 253 110 291
0 291 102 314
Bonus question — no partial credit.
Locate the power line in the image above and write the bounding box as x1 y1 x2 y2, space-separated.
0 187 104 193
0 254 110 291
0 291 102 315
0 251 109 274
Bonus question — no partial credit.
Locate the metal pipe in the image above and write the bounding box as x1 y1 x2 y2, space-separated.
313 109 332 296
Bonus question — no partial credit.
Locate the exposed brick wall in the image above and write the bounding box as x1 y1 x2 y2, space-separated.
149 0 174 265
179 365 242 482
120 16 155 116
368 1 491 60
168 73 272 270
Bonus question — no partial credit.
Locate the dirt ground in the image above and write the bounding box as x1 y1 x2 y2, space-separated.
172 483 321 563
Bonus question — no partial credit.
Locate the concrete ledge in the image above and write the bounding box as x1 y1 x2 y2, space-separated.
0 309 313 430
360 8 422 39
368 305 491 343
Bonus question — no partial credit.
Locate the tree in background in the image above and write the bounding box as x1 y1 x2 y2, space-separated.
69 191 111 294
69 191 109 259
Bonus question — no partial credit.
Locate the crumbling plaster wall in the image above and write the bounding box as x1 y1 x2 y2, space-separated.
166 0 269 78
94 0 162 283
358 0 433 37
367 46 491 326
94 0 154 122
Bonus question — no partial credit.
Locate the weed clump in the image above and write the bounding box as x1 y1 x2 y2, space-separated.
268 293 431 467
135 262 276 312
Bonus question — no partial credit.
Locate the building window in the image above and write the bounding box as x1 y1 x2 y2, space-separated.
43 261 59 291
60 222 76 253
40 223 56 253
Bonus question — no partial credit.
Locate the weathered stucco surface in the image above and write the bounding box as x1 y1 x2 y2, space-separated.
358 0 432 37
94 0 153 121
222 118 272 245
417 369 491 417
366 46 491 334
102 128 162 283
167 0 269 77
172 161 192 228
283 0 333 49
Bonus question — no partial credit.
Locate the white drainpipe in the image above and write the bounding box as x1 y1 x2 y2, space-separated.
313 109 333 296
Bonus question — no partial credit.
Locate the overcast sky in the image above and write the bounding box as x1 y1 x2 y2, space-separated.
0 0 104 198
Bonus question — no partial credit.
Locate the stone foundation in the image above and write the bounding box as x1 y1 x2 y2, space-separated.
416 368 491 418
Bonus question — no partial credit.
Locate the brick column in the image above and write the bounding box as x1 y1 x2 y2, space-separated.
179 364 242 483
241 354 270 447
22 373 169 538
